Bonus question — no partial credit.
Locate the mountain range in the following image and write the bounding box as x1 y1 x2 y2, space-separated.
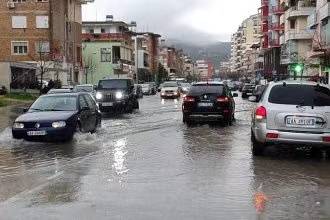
165 39 231 69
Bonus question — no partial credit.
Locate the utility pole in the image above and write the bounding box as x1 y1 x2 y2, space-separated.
135 36 139 84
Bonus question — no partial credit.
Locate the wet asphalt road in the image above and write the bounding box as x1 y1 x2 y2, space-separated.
1 95 330 219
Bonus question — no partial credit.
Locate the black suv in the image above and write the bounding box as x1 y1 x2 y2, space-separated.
95 79 139 113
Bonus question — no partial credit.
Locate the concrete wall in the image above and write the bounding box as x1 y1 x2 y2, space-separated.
0 63 11 89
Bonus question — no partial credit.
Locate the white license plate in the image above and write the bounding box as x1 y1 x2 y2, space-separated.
198 102 213 107
27 131 47 136
247 93 252 95
286 116 316 127
102 102 113 107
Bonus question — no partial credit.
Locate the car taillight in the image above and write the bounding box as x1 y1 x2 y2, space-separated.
183 96 195 102
266 133 279 139
217 96 229 102
255 106 267 120
323 137 330 143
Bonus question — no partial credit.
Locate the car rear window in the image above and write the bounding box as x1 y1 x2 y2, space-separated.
189 85 224 96
268 84 330 106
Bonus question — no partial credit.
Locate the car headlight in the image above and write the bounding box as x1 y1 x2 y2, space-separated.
52 121 66 128
96 92 103 100
13 123 24 129
115 91 123 99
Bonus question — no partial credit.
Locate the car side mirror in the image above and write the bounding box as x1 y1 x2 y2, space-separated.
232 93 238 97
248 96 257 102
23 108 28 113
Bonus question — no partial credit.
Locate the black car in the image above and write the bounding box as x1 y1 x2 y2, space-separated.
12 93 101 142
0 85 7 95
182 82 238 125
95 79 139 113
242 84 256 99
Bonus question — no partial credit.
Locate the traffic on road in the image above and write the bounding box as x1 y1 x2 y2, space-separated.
1 79 330 219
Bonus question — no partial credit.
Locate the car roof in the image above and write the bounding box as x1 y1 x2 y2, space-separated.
193 81 224 86
270 80 328 86
76 84 93 87
43 92 90 97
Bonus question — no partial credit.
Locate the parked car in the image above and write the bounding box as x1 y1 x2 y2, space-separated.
251 81 330 156
95 79 139 113
251 85 266 101
141 83 153 95
180 83 191 94
242 83 256 99
160 81 181 99
47 89 73 94
0 85 7 95
145 82 157 94
182 82 238 125
12 92 101 142
74 84 96 98
134 84 143 99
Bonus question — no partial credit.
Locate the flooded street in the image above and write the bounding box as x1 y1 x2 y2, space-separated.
1 96 330 219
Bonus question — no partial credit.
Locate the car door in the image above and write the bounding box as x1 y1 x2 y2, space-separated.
84 94 97 130
78 95 91 132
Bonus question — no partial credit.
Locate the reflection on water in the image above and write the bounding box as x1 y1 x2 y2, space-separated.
112 138 129 175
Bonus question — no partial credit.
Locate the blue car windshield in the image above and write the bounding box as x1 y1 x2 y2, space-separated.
30 96 77 111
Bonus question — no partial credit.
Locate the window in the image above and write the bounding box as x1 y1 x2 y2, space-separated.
79 96 88 109
290 19 296 29
35 41 50 53
268 84 330 106
84 95 96 111
100 48 111 62
12 16 27 29
189 85 224 96
89 29 94 34
12 0 26 2
36 0 49 2
101 28 106 33
12 41 28 55
36 16 49 28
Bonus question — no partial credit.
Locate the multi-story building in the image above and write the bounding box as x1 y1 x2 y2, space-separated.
230 14 262 76
308 0 330 83
196 60 214 80
281 0 317 78
159 46 185 78
82 17 135 84
260 0 288 80
136 32 161 82
0 0 94 90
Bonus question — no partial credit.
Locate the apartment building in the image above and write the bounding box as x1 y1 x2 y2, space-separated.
281 0 317 78
308 0 330 83
231 14 261 76
159 46 185 78
0 0 93 90
82 18 135 84
195 60 214 81
260 0 288 80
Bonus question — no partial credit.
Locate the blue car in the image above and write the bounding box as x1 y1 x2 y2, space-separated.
12 92 101 142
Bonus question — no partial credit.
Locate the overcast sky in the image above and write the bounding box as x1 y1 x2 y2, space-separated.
82 0 260 44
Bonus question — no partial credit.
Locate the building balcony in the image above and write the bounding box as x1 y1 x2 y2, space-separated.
269 39 281 48
262 23 269 33
285 6 315 20
285 30 313 41
319 2 330 21
270 23 284 31
307 12 317 29
272 6 285 15
260 0 269 7
82 33 131 42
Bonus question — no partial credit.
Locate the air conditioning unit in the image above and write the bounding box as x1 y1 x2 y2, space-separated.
7 1 15 9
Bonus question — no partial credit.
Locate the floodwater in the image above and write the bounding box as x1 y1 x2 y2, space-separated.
1 95 330 220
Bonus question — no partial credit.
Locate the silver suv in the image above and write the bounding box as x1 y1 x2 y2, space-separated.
251 81 330 156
